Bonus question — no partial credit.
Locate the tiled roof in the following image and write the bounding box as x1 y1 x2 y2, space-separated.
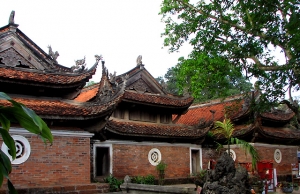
74 85 193 107
106 119 210 138
211 124 255 140
1 25 97 74
0 65 97 85
0 26 9 33
74 64 194 107
258 125 300 140
115 65 142 83
75 64 120 103
261 111 295 122
116 65 164 91
0 95 123 119
16 29 49 61
75 84 99 102
123 90 193 107
175 99 242 126
233 124 255 136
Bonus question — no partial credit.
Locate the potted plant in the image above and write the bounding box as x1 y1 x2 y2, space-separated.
277 182 294 193
293 183 299 191
156 161 167 185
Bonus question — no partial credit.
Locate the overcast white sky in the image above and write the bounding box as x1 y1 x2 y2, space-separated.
1 0 191 82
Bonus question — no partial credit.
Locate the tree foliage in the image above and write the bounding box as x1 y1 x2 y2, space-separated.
156 67 181 95
160 0 300 110
0 92 53 193
162 59 252 102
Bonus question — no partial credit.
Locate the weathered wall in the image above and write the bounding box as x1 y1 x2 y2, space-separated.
112 144 191 179
6 134 91 188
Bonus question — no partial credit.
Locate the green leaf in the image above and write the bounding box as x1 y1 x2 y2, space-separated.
0 150 12 175
7 179 17 194
0 128 16 160
0 92 12 101
4 106 41 134
21 105 43 131
0 113 10 131
1 102 53 144
38 118 53 144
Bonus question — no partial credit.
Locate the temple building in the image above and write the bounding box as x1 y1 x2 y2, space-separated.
0 11 299 192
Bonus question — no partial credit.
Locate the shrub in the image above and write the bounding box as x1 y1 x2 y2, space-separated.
156 161 167 171
104 174 123 192
132 175 143 184
132 174 155 185
144 174 155 185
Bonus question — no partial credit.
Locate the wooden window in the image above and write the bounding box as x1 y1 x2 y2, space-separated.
160 114 171 124
113 109 124 119
129 108 157 122
129 109 141 121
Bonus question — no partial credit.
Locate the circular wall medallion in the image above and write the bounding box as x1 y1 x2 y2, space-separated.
274 149 282 163
1 135 31 164
226 149 236 161
148 148 161 166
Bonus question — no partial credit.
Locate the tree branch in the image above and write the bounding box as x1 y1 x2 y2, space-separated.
176 0 285 49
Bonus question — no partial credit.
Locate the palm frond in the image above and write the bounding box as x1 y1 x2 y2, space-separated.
214 118 235 140
213 117 260 170
231 138 259 170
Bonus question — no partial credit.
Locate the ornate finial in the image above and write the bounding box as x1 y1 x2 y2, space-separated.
136 55 142 66
95 54 103 63
109 71 117 83
71 56 86 73
47 45 59 63
9 11 15 24
102 62 107 75
122 74 129 82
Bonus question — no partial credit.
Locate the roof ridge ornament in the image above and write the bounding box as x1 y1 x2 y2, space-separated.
95 54 103 63
71 56 86 73
47 45 59 63
136 55 142 66
9 11 15 24
8 11 19 31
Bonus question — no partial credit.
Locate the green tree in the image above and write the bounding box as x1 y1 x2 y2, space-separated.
160 0 300 112
0 92 53 193
165 58 252 102
214 117 259 169
163 67 181 95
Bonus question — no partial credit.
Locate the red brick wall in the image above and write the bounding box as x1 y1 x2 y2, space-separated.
6 135 91 187
234 144 298 176
112 144 190 179
202 144 298 176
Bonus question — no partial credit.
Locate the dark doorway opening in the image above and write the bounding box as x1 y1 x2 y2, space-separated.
96 147 110 177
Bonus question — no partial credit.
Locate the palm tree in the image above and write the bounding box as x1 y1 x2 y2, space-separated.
213 116 259 169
